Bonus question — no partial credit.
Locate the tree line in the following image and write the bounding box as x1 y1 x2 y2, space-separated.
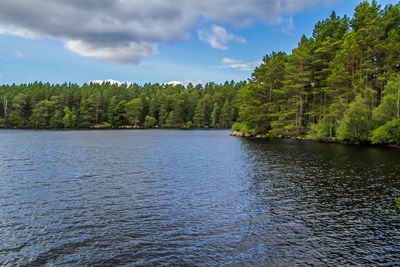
234 1 400 144
1 1 399 145
0 81 243 129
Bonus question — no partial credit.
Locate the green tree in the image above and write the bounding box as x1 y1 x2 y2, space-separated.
337 95 372 141
7 93 29 126
49 109 64 128
283 35 314 133
126 98 144 127
193 95 211 127
237 52 288 134
219 99 234 128
312 100 346 138
63 106 78 128
210 103 220 127
113 100 127 127
32 100 54 128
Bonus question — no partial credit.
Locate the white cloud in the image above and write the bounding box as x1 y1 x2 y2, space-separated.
164 81 183 86
15 51 24 59
163 80 203 86
275 17 295 34
90 79 133 86
0 0 337 63
183 79 203 86
218 57 262 71
198 25 246 50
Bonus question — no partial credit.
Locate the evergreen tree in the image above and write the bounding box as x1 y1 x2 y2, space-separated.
210 103 220 127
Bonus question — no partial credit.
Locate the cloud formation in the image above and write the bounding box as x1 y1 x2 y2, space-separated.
218 58 262 71
0 0 335 64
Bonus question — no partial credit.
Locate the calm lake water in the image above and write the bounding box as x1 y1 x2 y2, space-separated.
0 129 399 266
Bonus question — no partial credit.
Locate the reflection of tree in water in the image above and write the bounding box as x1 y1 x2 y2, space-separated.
238 138 400 265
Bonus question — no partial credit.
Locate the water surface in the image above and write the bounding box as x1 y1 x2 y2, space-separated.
0 130 399 265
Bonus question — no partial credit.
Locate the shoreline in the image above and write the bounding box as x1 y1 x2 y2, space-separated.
230 131 400 149
0 126 230 131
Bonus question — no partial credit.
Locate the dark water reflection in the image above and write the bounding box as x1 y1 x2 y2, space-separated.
0 130 399 266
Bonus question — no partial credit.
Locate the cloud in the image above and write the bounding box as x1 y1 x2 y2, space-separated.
164 81 183 86
0 0 336 64
217 57 262 71
198 25 246 50
275 17 295 34
164 80 203 86
15 51 24 59
183 79 203 86
65 40 157 64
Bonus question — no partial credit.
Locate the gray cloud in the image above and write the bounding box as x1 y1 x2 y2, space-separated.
0 0 336 63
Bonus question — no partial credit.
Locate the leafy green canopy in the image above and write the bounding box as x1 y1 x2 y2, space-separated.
0 81 243 129
235 1 400 144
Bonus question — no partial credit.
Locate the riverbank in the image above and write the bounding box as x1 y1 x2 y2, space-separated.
230 130 400 148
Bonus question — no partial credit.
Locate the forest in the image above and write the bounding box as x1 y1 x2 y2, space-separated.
234 1 400 145
0 1 399 145
0 81 243 129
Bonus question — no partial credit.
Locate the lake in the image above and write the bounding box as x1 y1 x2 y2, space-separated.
0 129 399 266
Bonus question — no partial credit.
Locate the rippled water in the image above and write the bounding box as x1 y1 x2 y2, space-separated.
0 129 399 266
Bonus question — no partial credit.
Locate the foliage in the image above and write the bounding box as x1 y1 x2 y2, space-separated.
0 81 241 129
336 95 372 142
312 101 345 139
143 115 157 128
126 98 143 127
1 1 399 145
210 103 220 127
371 118 400 144
63 107 77 128
235 1 400 144
231 122 242 132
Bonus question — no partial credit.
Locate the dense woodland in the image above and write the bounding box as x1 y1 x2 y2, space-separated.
1 1 399 145
235 1 400 144
0 81 243 129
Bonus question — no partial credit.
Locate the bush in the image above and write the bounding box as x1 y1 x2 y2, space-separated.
312 102 343 139
143 115 157 128
231 122 242 132
102 122 111 128
371 118 400 144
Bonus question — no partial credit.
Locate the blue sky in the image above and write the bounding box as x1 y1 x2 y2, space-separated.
0 0 398 86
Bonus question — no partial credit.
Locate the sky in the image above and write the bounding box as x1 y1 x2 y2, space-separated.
0 0 398 86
